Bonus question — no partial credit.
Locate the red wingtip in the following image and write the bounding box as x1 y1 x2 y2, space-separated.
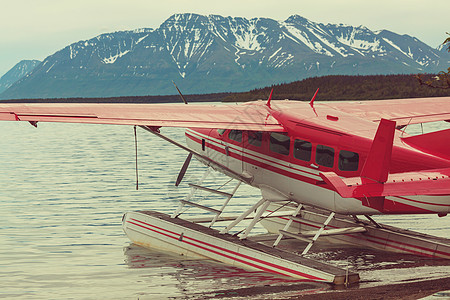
266 88 274 109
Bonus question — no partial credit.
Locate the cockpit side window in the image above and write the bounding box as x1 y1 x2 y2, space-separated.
217 129 226 135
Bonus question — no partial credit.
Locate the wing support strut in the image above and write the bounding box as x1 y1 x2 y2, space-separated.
138 126 252 184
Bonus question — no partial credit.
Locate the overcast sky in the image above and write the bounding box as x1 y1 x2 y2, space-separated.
1 0 448 77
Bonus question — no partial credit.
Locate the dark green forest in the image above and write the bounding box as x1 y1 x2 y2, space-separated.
223 74 450 102
2 74 450 103
1 92 231 103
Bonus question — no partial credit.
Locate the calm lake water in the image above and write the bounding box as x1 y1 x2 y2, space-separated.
0 121 449 299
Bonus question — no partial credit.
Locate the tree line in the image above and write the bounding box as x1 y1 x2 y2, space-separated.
2 74 450 103
223 74 450 102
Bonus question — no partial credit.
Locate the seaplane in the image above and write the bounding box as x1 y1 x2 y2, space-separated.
1 91 450 285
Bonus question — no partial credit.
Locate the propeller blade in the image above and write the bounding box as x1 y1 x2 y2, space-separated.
175 152 193 186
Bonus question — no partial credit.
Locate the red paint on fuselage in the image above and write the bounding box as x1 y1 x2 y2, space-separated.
185 101 450 215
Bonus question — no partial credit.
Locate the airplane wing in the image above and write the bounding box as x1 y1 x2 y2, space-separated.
0 102 282 184
322 97 450 127
0 102 284 131
3 97 449 130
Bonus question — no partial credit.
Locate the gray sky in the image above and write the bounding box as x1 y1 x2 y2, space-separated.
1 0 448 77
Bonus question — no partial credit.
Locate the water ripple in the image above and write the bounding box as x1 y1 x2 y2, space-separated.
0 121 449 299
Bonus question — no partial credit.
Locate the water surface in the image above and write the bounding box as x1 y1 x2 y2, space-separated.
0 121 449 299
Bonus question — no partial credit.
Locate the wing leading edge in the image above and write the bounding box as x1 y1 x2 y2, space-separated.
0 102 284 132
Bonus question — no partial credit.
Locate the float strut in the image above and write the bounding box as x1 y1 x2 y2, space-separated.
220 198 266 234
239 200 271 240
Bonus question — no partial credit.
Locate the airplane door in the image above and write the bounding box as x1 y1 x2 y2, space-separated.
209 129 243 174
226 129 244 174
242 131 264 185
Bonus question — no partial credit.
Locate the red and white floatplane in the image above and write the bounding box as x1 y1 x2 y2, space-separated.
1 93 450 285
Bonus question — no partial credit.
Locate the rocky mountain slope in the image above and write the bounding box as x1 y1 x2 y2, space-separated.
0 60 40 94
1 13 448 99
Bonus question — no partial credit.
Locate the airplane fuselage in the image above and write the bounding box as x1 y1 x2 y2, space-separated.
185 102 450 215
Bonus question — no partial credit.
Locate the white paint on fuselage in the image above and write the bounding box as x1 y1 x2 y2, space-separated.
186 129 378 215
186 129 450 215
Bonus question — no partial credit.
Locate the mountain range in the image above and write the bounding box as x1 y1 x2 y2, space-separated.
0 60 41 94
1 13 449 99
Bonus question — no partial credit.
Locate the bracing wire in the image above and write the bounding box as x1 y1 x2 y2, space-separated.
134 125 139 190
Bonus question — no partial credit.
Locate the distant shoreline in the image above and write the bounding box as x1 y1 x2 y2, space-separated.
1 74 449 103
0 93 230 103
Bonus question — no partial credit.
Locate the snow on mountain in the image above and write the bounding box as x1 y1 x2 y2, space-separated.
0 60 41 94
1 13 448 99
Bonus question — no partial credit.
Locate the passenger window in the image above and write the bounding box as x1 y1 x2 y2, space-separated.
339 150 359 171
217 129 226 135
248 131 262 147
294 139 312 161
228 130 242 143
316 145 334 168
270 132 290 155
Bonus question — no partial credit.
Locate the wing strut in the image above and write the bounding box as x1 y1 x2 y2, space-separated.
138 126 253 184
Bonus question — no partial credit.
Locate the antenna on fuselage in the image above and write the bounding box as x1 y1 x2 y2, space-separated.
309 88 319 108
266 88 274 109
172 81 188 104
